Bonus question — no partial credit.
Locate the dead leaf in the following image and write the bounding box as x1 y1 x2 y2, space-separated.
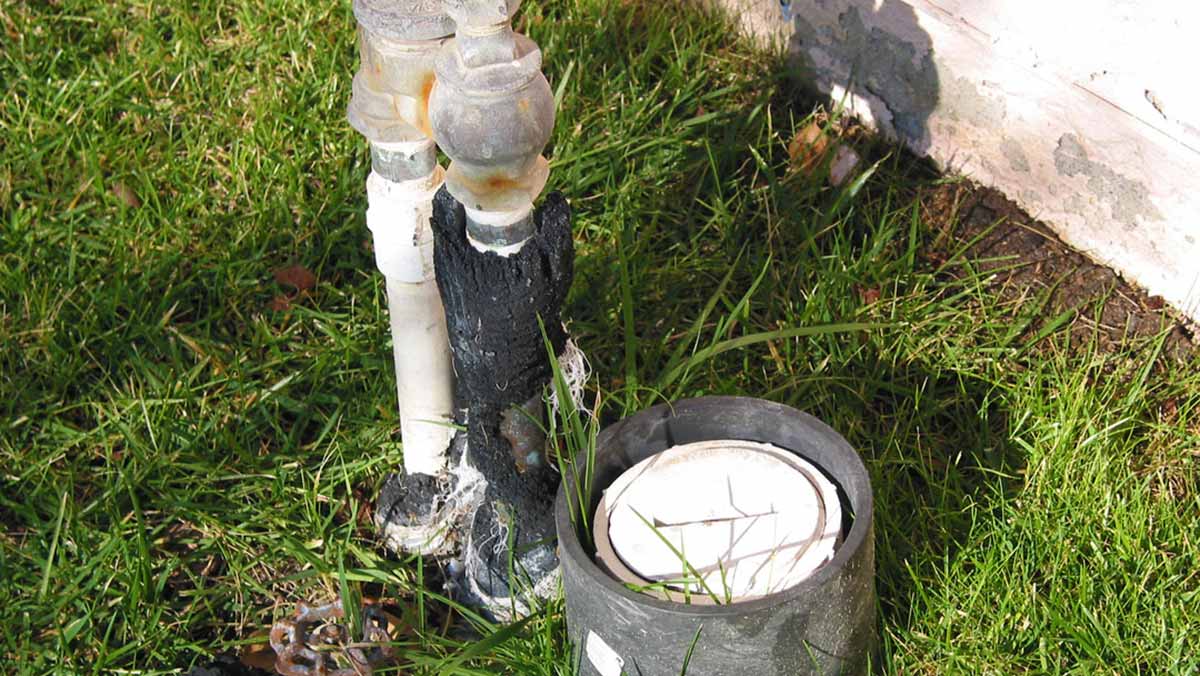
238 632 277 671
1161 397 1179 422
110 181 140 208
787 121 831 176
273 264 316 292
270 295 292 312
859 286 881 304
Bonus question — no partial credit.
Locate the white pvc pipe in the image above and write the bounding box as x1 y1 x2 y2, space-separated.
366 156 455 476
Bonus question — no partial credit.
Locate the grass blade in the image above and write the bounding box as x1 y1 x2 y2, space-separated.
659 322 888 391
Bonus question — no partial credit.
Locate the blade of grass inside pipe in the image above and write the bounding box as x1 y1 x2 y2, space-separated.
716 557 732 604
659 322 887 391
629 507 723 604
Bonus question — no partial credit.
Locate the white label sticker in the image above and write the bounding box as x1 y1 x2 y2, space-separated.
586 630 625 676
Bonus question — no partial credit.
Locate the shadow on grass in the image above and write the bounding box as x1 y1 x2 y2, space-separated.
821 362 1025 628
556 16 1025 662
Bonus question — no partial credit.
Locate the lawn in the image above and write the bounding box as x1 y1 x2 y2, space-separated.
2 0 1199 673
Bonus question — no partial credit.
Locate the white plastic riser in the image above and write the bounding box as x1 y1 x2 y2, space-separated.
367 166 455 476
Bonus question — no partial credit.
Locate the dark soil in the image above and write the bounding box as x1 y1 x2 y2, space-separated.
185 655 271 676
376 471 443 526
920 180 1196 361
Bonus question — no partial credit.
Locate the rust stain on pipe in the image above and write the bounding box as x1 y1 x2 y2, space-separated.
418 73 436 137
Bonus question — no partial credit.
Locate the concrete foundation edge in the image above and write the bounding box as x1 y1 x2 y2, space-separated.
705 0 1200 324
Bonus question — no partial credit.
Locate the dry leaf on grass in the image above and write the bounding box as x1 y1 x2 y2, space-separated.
110 181 140 208
237 632 277 671
787 121 833 176
273 264 316 292
787 120 861 187
269 295 292 312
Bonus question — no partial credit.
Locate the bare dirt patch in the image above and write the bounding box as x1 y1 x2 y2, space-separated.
920 180 1196 361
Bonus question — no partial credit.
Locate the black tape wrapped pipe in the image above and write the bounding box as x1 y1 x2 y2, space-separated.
431 187 574 601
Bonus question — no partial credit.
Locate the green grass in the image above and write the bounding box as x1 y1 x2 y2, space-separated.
2 0 1199 673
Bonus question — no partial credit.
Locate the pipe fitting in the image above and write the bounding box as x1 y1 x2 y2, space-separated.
352 0 455 44
370 140 438 183
442 0 522 32
348 0 452 145
428 0 554 250
462 204 535 255
365 163 442 283
430 41 553 209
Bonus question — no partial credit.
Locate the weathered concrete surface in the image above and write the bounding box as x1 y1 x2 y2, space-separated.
709 0 1200 323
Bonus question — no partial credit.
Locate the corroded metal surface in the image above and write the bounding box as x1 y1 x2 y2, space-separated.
429 0 554 245
352 0 454 44
348 0 451 153
269 600 395 676
500 395 548 473
348 29 446 149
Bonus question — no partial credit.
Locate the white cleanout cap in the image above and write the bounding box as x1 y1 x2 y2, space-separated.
599 439 842 602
